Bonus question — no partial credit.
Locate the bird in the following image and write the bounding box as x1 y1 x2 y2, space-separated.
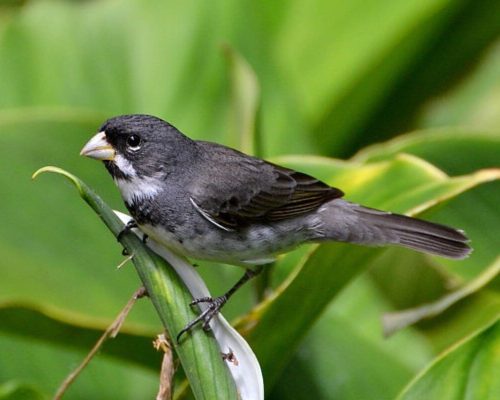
80 114 471 339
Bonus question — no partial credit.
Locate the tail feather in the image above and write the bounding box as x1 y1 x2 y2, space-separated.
319 200 472 259
396 229 470 259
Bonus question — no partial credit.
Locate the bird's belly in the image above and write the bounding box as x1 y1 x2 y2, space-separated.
138 222 306 266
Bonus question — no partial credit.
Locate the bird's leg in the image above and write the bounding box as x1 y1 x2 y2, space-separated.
117 219 138 241
176 266 263 343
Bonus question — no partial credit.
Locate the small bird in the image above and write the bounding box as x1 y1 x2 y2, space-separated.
81 114 471 338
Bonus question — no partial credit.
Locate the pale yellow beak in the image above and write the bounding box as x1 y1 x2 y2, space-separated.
80 131 115 160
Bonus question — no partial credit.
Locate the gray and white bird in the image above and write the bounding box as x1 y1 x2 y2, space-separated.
81 114 471 337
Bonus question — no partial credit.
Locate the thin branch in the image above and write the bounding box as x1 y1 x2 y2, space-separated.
154 333 175 400
53 286 147 400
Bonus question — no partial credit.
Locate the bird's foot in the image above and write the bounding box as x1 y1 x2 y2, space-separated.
176 295 227 343
176 268 262 343
117 220 148 247
117 219 138 241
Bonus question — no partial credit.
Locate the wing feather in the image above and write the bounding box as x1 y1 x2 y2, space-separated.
190 142 343 230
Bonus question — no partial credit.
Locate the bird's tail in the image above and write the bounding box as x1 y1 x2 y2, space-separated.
317 200 471 259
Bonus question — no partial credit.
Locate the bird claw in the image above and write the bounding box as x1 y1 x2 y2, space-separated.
176 268 262 343
117 219 138 241
176 295 227 343
117 220 148 247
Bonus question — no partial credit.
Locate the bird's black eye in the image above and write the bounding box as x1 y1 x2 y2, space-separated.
126 134 141 150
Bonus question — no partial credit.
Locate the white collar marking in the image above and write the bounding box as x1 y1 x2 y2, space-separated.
115 176 162 205
112 154 162 204
114 154 137 178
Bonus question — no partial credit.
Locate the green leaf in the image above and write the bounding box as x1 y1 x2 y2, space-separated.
383 257 500 336
1 1 499 397
0 302 159 370
0 332 159 399
398 319 500 400
419 40 500 132
245 243 380 388
241 155 498 391
353 129 500 175
278 0 458 133
420 285 500 354
5 0 497 160
355 134 500 351
32 167 238 400
366 247 500 354
369 249 449 310
0 382 45 400
271 275 433 400
348 1 500 153
353 130 500 279
224 45 261 156
289 0 500 156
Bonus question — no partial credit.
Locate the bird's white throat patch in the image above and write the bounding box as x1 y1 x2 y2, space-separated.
115 175 162 205
114 154 137 178
112 154 162 204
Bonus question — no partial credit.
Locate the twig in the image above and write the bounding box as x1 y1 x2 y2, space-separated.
53 286 147 399
116 253 134 270
154 333 175 400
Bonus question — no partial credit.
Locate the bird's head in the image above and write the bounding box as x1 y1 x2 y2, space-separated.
80 114 196 180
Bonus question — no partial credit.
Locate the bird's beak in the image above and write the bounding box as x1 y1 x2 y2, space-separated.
80 131 115 161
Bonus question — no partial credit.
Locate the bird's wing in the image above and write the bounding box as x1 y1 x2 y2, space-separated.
189 143 344 230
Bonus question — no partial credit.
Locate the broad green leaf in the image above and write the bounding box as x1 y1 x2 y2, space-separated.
354 136 500 354
1 0 499 397
0 381 45 400
277 0 456 148
424 184 500 281
372 248 499 354
0 332 159 400
351 129 500 369
419 40 500 132
353 129 500 175
278 0 500 156
369 249 500 353
3 0 497 160
369 249 449 311
0 0 229 143
244 243 380 388
353 130 500 279
383 257 500 337
0 302 159 370
33 167 238 400
346 3 500 153
241 155 498 390
270 275 433 400
224 46 261 156
0 115 158 327
398 319 500 400
0 0 311 155
420 283 500 353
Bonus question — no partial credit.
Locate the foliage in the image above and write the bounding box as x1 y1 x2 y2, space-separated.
0 0 499 399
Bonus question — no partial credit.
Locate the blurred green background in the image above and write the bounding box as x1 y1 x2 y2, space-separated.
0 0 499 399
